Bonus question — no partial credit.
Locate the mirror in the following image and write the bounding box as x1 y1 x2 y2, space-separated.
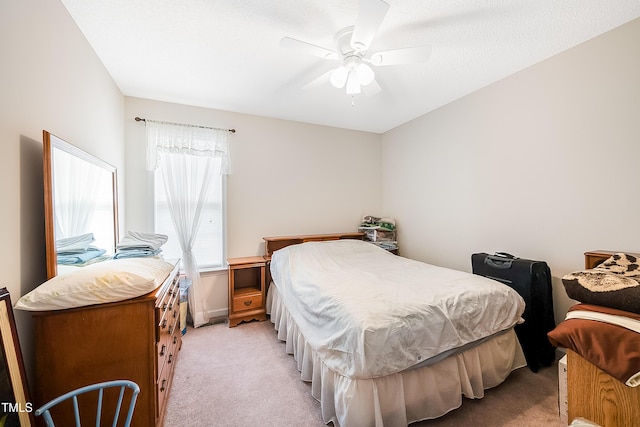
43 131 118 279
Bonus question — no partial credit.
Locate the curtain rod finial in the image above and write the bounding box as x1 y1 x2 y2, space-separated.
135 117 145 122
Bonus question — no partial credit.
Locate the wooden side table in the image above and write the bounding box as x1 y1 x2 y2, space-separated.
227 256 267 327
584 250 618 268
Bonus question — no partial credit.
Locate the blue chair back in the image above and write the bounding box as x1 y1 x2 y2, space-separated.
34 380 140 427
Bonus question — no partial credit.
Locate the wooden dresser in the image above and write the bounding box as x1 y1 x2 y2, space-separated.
33 261 181 427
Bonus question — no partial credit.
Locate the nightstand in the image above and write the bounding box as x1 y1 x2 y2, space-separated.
227 256 267 327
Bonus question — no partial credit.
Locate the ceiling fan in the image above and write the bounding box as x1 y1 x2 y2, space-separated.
280 0 432 98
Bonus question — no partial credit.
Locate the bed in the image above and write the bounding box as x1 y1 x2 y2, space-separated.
547 250 640 426
263 234 527 426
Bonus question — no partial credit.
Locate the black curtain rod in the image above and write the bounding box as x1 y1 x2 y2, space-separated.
135 116 236 133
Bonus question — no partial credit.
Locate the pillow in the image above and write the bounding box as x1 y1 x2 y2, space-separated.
15 257 175 311
562 253 640 314
547 304 640 387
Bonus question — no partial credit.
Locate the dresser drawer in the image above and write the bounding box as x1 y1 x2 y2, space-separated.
157 316 180 419
233 291 263 312
157 279 180 331
156 368 172 419
158 304 179 371
157 327 170 375
159 309 178 346
158 334 177 377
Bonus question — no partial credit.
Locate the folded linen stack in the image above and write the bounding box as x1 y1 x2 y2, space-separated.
359 215 396 231
115 231 168 259
358 215 398 252
56 233 96 253
56 233 108 265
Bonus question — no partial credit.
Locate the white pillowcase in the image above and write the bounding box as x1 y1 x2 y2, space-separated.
15 258 176 311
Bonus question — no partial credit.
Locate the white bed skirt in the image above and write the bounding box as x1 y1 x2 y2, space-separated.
266 283 527 427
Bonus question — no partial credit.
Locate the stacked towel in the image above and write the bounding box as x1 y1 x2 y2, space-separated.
56 233 109 265
58 247 107 265
115 231 168 259
56 233 95 253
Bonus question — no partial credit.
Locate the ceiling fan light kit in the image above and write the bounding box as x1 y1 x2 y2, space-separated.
281 0 432 100
330 66 349 88
330 56 375 95
346 72 362 95
355 63 375 85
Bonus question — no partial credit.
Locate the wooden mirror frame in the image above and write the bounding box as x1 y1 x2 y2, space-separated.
0 288 34 426
43 131 119 279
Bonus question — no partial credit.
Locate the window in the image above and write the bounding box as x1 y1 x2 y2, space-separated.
153 156 226 270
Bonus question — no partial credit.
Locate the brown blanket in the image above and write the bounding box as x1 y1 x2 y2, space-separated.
548 304 640 387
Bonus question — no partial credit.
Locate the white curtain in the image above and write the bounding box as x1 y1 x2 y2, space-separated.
53 148 100 240
146 120 230 328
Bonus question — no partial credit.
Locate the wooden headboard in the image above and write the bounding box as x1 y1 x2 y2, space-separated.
263 232 364 259
584 250 640 269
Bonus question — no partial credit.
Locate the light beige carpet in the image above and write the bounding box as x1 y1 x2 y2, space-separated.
164 320 566 427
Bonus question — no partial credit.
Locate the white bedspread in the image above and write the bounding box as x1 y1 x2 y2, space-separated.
270 240 525 379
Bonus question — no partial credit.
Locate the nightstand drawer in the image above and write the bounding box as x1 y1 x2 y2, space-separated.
233 292 262 312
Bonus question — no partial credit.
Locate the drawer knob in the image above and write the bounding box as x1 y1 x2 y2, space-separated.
244 301 252 307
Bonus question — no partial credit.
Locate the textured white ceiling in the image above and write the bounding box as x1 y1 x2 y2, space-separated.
61 0 640 133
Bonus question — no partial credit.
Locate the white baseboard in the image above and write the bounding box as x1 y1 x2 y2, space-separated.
206 308 228 319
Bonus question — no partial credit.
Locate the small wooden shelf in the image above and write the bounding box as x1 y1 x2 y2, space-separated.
235 286 261 296
227 256 267 327
584 250 640 269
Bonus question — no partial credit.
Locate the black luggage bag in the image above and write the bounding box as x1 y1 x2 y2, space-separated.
471 252 556 372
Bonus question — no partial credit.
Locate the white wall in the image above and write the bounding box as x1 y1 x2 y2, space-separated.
0 0 125 384
124 96 382 318
382 18 640 323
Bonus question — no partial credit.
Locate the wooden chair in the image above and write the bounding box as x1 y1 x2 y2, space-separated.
34 380 140 427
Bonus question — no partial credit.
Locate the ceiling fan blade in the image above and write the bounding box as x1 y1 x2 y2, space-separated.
362 79 381 96
301 69 334 91
280 37 338 60
369 45 432 66
350 0 390 52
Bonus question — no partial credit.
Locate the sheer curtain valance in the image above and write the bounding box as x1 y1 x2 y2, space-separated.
145 120 231 173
